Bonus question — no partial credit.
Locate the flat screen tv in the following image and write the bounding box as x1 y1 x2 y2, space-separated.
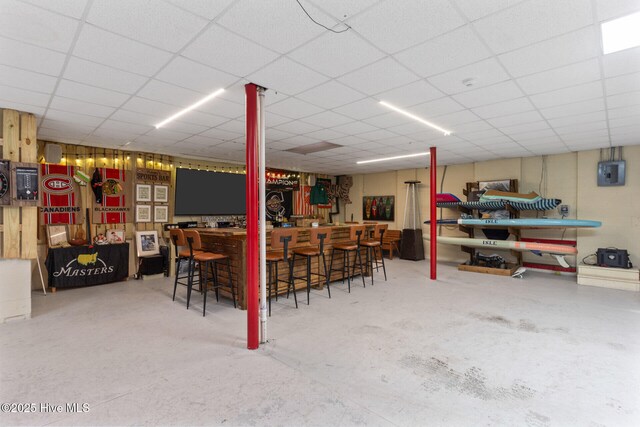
175 169 246 215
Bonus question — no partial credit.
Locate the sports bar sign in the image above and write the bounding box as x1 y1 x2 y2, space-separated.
135 168 171 184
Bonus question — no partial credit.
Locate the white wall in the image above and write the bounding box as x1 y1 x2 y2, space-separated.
346 147 640 269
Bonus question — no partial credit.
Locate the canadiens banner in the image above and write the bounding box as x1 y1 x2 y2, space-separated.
91 167 132 224
40 164 83 224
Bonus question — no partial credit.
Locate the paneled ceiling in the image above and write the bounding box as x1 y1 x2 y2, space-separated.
1 0 639 174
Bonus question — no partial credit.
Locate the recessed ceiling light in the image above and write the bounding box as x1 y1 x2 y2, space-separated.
601 11 640 54
357 152 429 165
379 101 452 135
155 88 225 129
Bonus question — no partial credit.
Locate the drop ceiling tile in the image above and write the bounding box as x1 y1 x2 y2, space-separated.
362 111 411 128
517 58 601 95
308 0 379 21
301 111 353 128
470 97 534 119
121 96 178 117
196 98 245 119
87 0 207 52
455 128 504 141
216 119 246 134
333 98 387 120
453 0 526 21
288 31 385 78
432 110 481 127
607 91 640 109
0 100 46 116
90 127 140 141
137 80 204 108
45 109 106 127
487 110 544 128
452 80 523 108
609 115 640 128
274 120 321 135
165 0 235 19
595 0 640 21
473 0 593 54
500 120 550 136
519 136 564 147
350 0 465 54
147 128 192 142
0 36 66 76
331 120 378 135
0 64 57 94
266 97 324 119
248 57 329 95
387 121 431 136
602 46 640 78
498 27 599 77
21 0 88 19
74 25 172 76
605 72 640 95
408 97 467 119
109 109 160 126
278 135 323 146
304 128 348 141
540 98 606 119
554 120 607 135
264 112 292 127
49 96 116 118
264 128 295 141
156 57 239 94
175 111 230 128
394 25 491 77
608 104 640 119
199 127 243 141
528 145 570 155
565 140 609 151
63 57 149 94
337 57 419 96
0 0 80 52
327 135 368 146
183 24 281 77
448 119 494 133
530 81 603 109
296 81 365 109
157 120 209 135
355 129 398 141
40 119 96 134
376 80 443 107
428 58 510 95
56 79 130 107
547 111 606 128
0 84 50 107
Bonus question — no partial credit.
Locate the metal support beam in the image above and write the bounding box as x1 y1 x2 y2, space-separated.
245 83 259 349
430 146 437 280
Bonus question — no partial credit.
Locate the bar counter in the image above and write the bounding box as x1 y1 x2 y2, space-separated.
196 225 374 310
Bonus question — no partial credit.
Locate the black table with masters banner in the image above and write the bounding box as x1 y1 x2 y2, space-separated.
45 244 129 290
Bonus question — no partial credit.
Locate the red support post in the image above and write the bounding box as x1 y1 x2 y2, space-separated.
430 146 437 280
245 83 259 349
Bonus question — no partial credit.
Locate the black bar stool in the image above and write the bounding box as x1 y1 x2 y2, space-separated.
292 227 331 305
329 225 365 292
170 229 202 302
266 228 299 316
360 223 388 285
183 230 237 316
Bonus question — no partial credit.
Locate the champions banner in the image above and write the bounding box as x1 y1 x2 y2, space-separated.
40 164 83 224
92 167 132 224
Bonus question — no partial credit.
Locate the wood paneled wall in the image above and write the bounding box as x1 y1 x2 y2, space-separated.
0 109 38 259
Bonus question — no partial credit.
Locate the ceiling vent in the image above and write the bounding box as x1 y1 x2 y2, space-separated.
285 141 342 155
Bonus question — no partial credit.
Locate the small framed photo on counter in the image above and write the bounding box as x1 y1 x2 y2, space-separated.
135 230 160 257
107 228 125 243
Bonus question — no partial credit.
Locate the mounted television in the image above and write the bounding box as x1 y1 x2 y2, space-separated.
175 168 246 215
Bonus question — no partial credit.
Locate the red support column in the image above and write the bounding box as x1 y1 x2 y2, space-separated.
245 83 259 349
430 146 437 280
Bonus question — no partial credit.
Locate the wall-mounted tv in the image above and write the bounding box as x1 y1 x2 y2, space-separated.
175 169 246 215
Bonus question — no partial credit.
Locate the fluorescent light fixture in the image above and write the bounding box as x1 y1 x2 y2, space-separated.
154 88 225 128
379 101 452 135
357 152 429 165
601 11 640 54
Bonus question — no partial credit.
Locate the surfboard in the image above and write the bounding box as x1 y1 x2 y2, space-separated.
425 218 601 228
424 236 576 267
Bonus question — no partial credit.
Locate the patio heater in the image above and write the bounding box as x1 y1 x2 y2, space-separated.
400 180 425 261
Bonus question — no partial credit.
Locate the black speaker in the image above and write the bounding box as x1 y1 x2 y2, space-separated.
597 248 631 268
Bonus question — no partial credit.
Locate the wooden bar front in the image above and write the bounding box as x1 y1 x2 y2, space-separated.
196 225 374 310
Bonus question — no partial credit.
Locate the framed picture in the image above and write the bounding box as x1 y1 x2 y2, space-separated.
136 184 151 202
136 204 151 223
106 228 125 244
153 184 169 203
362 196 394 221
154 205 168 223
135 231 160 257
47 224 69 247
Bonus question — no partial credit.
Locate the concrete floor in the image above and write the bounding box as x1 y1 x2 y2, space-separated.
1 260 639 426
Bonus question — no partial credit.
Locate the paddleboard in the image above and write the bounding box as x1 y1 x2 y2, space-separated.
425 218 601 228
424 236 576 267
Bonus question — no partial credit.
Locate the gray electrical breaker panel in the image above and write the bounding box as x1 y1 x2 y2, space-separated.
597 160 625 186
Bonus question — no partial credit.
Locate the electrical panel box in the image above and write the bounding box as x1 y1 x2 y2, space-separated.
597 160 625 186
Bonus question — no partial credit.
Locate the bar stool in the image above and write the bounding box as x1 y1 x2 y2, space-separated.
360 224 388 285
183 229 237 316
170 229 202 302
266 228 299 316
329 225 365 293
292 227 331 305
